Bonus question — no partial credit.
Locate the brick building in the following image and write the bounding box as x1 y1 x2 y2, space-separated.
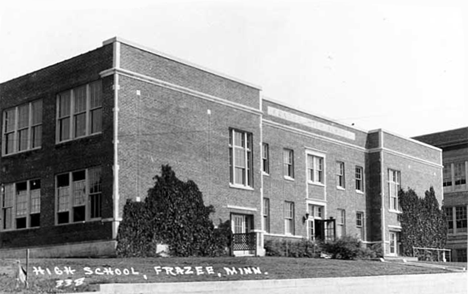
0 37 443 257
414 127 468 262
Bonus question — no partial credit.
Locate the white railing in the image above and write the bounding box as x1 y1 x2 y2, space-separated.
413 246 452 262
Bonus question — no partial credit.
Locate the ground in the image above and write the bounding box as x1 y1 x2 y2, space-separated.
0 257 463 293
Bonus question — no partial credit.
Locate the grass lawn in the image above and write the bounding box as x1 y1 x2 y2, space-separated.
0 257 455 293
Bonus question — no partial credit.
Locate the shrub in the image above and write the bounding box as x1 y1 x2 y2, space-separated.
264 239 319 257
116 165 232 257
322 236 379 260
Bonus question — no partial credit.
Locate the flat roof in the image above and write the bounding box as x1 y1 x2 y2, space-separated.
103 37 262 91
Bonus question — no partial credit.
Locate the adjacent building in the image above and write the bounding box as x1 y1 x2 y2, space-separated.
0 37 443 258
414 127 468 262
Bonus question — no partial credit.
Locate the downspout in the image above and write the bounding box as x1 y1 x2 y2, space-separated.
112 40 121 239
380 130 386 255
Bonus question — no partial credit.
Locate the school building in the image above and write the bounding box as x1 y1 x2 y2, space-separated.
414 127 468 262
0 37 443 258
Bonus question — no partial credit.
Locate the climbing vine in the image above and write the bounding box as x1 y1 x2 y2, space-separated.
399 187 447 256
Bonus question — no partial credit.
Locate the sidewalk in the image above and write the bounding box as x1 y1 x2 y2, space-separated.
75 272 467 294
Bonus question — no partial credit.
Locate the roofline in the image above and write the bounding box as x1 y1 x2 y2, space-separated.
368 128 442 152
262 96 369 134
103 37 262 91
412 126 468 138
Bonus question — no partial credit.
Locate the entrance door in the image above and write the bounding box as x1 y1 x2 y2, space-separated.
231 214 255 256
389 232 399 255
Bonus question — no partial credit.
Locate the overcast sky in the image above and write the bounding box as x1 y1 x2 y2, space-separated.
0 0 466 138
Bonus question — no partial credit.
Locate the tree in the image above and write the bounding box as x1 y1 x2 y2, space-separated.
116 165 231 257
399 187 447 256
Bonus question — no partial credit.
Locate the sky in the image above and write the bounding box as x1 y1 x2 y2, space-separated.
0 0 466 138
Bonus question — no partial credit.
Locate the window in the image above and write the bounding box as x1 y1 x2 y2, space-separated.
308 204 323 219
57 80 102 142
355 166 364 192
284 201 295 235
446 207 454 234
337 209 346 238
229 129 253 187
454 162 466 186
56 167 102 224
455 206 467 233
388 169 401 211
262 143 269 174
456 249 467 262
307 154 324 184
443 165 452 187
336 161 345 188
263 198 270 233
356 212 364 240
2 100 42 155
1 179 41 230
283 149 294 178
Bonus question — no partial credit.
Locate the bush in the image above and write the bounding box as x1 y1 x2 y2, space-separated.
116 165 232 257
264 239 319 257
322 236 380 260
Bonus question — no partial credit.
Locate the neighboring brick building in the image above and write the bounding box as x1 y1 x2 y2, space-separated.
414 127 468 262
0 37 442 258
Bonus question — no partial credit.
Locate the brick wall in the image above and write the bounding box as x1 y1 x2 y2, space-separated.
0 45 115 248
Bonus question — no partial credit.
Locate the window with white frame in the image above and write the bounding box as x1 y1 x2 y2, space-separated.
263 198 270 233
284 201 295 235
355 166 364 192
283 149 294 179
57 80 102 143
307 154 324 184
308 204 324 219
454 162 466 186
56 167 102 224
443 165 452 187
336 161 345 188
229 129 253 187
2 100 42 155
1 179 41 230
356 212 364 240
456 206 467 233
388 169 401 211
337 209 346 238
262 143 269 174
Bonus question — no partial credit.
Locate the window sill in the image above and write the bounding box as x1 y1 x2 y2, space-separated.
0 226 40 232
389 209 402 214
265 233 304 239
2 147 42 158
336 186 345 191
308 181 325 187
56 132 102 145
284 176 295 182
262 172 270 177
229 183 254 191
55 218 102 226
356 190 365 194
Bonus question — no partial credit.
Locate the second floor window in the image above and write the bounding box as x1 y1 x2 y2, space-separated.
3 100 42 155
388 169 401 211
229 129 253 187
57 80 102 143
355 166 364 192
283 149 294 179
307 154 324 184
454 162 466 186
262 143 269 174
336 161 345 188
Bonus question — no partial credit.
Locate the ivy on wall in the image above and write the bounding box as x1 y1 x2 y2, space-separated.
116 165 232 257
399 187 447 256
